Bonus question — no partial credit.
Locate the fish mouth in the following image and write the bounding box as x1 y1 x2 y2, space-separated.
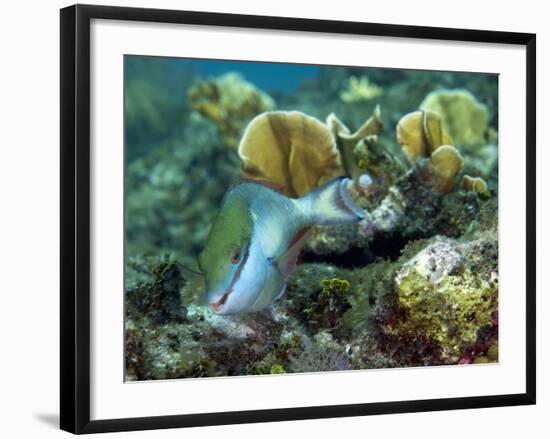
210 289 231 313
209 243 250 314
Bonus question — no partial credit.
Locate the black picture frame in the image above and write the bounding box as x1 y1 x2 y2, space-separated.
60 4 536 434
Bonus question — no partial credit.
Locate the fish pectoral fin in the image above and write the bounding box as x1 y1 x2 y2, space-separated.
273 228 311 278
275 284 287 300
250 267 283 311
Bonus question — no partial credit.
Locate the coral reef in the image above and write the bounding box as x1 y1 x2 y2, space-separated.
392 236 498 362
188 72 275 149
327 106 384 184
125 60 499 380
463 175 489 195
430 144 464 193
396 110 453 161
396 110 464 193
352 135 405 202
287 332 350 372
238 111 343 197
420 89 489 149
125 205 499 378
339 75 383 103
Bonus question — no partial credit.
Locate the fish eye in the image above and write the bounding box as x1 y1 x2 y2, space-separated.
229 247 241 265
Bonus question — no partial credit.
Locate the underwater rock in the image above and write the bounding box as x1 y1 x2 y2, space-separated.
347 334 401 369
283 263 350 322
391 236 498 362
287 332 350 372
188 72 275 149
270 364 286 374
420 89 489 149
305 224 359 255
339 257 446 369
187 303 281 342
353 135 406 205
238 111 343 197
487 344 498 362
301 277 352 332
395 237 463 285
306 162 448 256
339 75 383 103
125 261 187 324
125 194 498 378
359 186 406 239
340 260 396 335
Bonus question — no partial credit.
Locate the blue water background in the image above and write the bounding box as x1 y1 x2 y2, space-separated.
172 58 319 93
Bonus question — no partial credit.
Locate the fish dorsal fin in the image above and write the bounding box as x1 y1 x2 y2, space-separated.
273 227 311 278
227 177 287 196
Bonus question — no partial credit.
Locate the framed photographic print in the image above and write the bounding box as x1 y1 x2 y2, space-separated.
60 4 536 434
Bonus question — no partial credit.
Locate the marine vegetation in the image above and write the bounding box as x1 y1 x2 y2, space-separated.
188 72 275 149
339 75 383 103
238 111 343 197
420 89 489 149
125 57 499 380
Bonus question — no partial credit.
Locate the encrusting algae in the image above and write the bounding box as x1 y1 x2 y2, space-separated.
393 237 498 363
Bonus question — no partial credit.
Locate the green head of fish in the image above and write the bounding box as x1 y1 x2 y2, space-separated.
198 197 254 313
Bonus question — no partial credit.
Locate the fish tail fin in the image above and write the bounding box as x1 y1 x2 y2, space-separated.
296 177 365 225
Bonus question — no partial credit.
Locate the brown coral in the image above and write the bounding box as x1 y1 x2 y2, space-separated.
396 110 453 161
396 110 463 193
327 105 384 182
188 73 275 149
238 111 344 197
463 175 488 195
430 145 464 194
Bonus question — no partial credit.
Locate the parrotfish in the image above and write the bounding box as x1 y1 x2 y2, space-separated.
197 177 365 315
